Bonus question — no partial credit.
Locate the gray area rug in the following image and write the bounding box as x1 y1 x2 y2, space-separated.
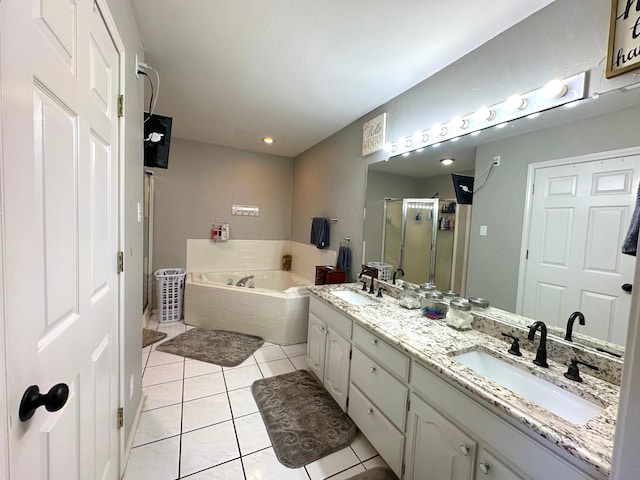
156 327 264 367
345 467 397 480
142 328 167 348
251 369 356 468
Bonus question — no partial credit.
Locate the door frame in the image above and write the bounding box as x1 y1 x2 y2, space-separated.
0 1 10 476
515 145 640 314
93 0 128 474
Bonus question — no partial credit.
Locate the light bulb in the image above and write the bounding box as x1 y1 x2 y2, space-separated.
451 117 469 129
440 158 455 166
543 79 568 98
506 94 528 111
475 106 495 121
432 124 447 136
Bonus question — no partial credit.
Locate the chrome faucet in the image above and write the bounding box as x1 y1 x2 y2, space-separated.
564 311 585 342
235 275 254 287
527 321 549 368
359 268 376 294
392 267 405 285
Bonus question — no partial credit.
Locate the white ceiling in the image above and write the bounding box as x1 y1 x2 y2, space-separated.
130 0 555 157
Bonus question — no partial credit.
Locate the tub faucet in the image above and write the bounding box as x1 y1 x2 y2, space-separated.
392 268 404 285
236 275 254 287
564 311 585 342
359 268 375 294
527 321 549 368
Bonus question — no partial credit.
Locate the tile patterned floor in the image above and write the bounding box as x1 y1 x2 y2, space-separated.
124 317 388 480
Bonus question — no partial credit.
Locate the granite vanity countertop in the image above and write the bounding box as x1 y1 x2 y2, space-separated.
308 284 619 477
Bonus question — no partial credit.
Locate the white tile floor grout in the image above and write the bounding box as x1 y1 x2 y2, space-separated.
125 316 389 480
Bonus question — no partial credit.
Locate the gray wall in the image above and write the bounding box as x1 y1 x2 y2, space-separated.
291 122 369 280
467 103 640 311
151 138 294 270
104 0 145 457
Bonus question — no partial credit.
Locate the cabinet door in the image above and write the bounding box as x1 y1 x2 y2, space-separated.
404 393 475 480
476 448 527 480
324 328 351 411
306 313 327 380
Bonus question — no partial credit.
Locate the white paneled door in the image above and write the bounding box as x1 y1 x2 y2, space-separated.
1 0 121 478
522 154 640 345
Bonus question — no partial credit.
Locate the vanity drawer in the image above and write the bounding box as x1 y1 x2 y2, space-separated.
350 347 407 430
353 323 409 381
309 296 352 339
348 383 404 478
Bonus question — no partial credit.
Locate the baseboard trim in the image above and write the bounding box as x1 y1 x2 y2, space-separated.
121 393 146 477
142 305 153 328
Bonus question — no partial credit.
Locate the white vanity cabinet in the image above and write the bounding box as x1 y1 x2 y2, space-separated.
306 296 352 411
475 448 527 480
408 361 605 480
348 324 410 478
404 392 476 480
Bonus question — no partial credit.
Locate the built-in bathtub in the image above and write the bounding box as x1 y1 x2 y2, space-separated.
184 270 313 345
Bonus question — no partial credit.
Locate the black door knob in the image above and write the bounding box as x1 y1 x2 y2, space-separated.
622 283 633 293
19 383 69 421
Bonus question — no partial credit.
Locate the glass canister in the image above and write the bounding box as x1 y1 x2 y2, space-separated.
468 297 490 311
443 290 459 299
422 291 446 319
445 298 473 330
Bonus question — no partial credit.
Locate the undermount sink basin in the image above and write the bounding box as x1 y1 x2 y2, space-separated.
453 350 604 425
331 290 377 306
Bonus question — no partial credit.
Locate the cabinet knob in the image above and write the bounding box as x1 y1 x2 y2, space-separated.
369 366 377 373
321 326 327 334
478 462 490 475
371 338 378 345
459 445 469 456
366 407 374 415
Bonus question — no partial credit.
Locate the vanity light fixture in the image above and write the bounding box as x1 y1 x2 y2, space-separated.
495 122 508 129
450 137 460 142
470 131 481 136
262 136 274 144
506 94 528 111
527 112 541 119
416 147 424 153
543 79 568 98
402 152 410 157
384 72 586 158
440 158 455 166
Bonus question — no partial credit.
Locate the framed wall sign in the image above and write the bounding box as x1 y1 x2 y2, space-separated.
362 113 387 156
606 0 640 78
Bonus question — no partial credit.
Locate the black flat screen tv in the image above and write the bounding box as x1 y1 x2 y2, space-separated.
144 113 172 169
452 173 474 205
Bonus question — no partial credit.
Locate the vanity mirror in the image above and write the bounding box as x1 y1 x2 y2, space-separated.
364 84 640 353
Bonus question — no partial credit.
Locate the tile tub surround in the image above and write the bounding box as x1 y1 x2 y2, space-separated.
309 284 620 477
184 240 337 345
186 239 337 281
185 277 309 345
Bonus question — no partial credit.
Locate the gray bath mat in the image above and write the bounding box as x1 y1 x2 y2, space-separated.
142 328 167 348
345 467 397 480
156 327 264 367
251 369 356 468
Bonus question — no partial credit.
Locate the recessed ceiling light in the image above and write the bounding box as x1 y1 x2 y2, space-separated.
440 158 455 166
262 137 274 144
